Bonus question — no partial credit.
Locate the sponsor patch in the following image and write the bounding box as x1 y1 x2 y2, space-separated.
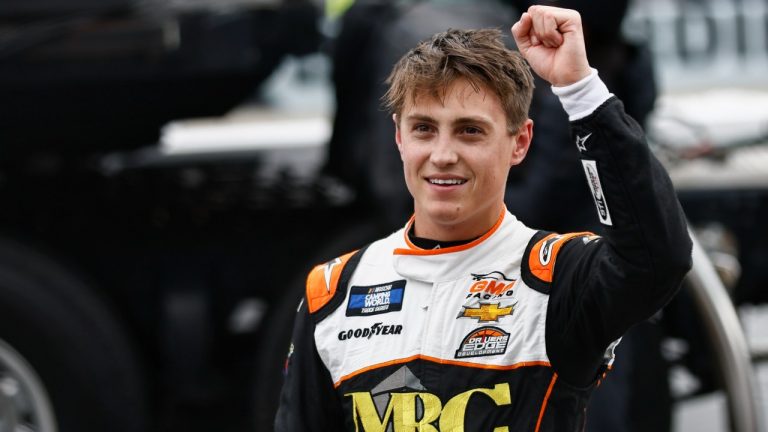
455 326 510 359
338 322 403 341
581 159 613 226
575 132 592 152
458 302 517 323
346 380 512 430
471 271 512 282
465 272 516 301
538 235 563 266
347 280 405 316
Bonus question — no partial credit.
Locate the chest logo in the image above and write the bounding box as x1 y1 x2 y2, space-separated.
347 280 406 317
338 322 403 341
458 302 516 323
465 271 516 300
455 326 510 359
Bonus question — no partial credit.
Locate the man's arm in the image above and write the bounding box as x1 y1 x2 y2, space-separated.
513 6 692 386
274 298 345 431
544 86 692 387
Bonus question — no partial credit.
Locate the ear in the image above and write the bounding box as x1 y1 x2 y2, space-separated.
393 113 404 155
509 119 533 166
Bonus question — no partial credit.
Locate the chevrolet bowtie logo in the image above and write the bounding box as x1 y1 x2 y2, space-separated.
459 303 514 322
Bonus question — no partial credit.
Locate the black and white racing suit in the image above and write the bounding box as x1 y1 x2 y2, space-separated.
275 72 692 432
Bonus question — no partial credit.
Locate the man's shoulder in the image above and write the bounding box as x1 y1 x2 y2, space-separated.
520 230 600 294
304 229 403 318
305 249 362 316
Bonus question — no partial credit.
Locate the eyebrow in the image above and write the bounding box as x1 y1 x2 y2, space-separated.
403 114 436 124
403 114 495 129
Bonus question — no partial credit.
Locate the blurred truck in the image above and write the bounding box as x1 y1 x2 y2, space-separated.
0 1 383 431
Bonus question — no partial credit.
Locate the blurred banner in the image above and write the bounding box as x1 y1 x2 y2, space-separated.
625 0 768 89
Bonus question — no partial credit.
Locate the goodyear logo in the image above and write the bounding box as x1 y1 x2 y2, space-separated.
338 322 403 341
347 280 406 317
346 383 511 431
455 326 510 359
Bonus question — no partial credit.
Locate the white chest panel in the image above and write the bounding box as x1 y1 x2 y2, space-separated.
314 213 551 386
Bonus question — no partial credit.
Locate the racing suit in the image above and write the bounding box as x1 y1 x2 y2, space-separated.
275 73 692 431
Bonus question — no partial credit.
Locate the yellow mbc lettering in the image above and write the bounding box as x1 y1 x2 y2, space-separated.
346 383 511 431
348 392 441 432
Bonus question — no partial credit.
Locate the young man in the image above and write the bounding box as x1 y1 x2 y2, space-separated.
275 6 691 431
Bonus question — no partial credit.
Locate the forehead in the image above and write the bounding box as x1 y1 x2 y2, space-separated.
402 78 505 121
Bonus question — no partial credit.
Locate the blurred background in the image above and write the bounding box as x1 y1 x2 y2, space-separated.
0 0 766 431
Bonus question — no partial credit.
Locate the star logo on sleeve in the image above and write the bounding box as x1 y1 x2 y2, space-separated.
575 132 592 152
323 257 342 293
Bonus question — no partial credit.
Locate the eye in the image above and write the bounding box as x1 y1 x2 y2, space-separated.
412 124 434 135
461 126 484 136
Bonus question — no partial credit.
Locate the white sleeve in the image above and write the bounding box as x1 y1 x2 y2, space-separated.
551 68 613 121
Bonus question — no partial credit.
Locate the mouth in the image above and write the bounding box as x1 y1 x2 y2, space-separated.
426 177 468 186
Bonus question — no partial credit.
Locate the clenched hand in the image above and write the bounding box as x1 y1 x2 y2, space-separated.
511 6 592 87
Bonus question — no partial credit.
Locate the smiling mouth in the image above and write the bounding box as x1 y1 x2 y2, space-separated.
428 178 467 185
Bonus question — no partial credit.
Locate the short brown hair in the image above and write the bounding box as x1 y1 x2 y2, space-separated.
383 28 534 132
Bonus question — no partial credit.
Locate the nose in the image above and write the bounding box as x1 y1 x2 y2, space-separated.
429 135 459 167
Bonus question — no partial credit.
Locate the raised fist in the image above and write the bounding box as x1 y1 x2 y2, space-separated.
511 5 592 87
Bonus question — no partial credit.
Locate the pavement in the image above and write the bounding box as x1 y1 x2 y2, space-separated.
674 303 768 431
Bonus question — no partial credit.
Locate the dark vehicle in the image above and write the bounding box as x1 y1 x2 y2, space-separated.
0 1 386 431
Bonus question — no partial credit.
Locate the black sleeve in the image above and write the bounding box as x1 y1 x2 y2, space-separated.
545 97 693 387
274 298 344 431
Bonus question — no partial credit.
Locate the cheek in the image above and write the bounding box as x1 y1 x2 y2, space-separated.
399 152 420 186
479 170 503 190
481 155 512 187
401 147 426 170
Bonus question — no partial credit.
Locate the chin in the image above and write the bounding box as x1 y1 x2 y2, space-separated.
423 203 467 225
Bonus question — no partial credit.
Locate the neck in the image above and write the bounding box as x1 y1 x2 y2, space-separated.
412 205 505 242
407 224 478 249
